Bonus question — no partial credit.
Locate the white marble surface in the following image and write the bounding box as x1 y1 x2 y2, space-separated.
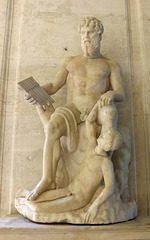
14 16 137 224
0 215 150 240
0 0 150 225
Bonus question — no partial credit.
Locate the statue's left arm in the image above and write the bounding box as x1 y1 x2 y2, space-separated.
100 60 125 106
87 61 125 124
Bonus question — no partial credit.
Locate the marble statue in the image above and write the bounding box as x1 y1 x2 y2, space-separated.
15 17 137 224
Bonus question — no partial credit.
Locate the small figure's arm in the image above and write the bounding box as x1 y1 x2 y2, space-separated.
84 156 115 223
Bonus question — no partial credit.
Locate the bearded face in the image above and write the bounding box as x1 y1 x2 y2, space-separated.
80 26 101 58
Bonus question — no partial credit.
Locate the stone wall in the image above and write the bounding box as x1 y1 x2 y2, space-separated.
0 0 149 217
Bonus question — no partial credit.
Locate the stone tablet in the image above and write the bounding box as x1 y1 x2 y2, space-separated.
18 77 54 105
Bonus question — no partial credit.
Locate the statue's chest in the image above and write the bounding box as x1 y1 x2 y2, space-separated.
68 60 110 80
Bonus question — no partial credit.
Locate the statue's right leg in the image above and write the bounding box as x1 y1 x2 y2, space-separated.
27 192 90 214
27 114 67 201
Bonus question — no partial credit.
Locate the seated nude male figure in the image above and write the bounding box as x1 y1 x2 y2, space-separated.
16 105 123 223
25 17 125 201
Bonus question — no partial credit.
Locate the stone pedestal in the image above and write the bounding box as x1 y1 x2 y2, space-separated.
0 215 150 240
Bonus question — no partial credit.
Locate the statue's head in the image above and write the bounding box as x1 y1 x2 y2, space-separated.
79 17 104 38
79 17 104 58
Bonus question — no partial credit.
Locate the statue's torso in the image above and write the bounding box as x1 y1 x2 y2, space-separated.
66 55 111 114
69 150 103 196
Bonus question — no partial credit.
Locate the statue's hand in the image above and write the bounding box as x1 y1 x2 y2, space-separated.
87 91 114 123
84 202 99 223
24 92 53 110
24 92 38 106
99 91 114 107
24 92 54 126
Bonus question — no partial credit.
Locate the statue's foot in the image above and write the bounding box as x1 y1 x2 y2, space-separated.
26 191 39 201
16 189 30 198
26 179 56 201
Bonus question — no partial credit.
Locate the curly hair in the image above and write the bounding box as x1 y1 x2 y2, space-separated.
97 129 123 152
79 17 104 35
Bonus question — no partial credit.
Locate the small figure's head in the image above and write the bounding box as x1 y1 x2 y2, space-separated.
79 17 104 58
95 128 123 155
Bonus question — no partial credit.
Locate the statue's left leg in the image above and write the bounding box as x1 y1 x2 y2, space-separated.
26 114 67 201
86 104 99 147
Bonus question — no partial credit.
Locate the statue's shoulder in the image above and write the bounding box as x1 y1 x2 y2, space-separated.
65 55 81 60
106 58 121 69
63 55 83 67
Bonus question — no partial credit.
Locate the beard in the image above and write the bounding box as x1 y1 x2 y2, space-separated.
81 37 100 57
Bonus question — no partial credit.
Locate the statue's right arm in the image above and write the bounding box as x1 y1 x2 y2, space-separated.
42 58 70 95
24 58 71 113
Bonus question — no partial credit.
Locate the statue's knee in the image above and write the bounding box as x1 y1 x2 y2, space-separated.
100 105 116 115
45 120 59 136
99 105 118 123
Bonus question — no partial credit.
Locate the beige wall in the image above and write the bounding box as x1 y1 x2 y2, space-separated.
127 0 150 215
0 0 149 216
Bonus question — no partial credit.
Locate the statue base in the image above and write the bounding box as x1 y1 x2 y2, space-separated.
15 186 137 224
